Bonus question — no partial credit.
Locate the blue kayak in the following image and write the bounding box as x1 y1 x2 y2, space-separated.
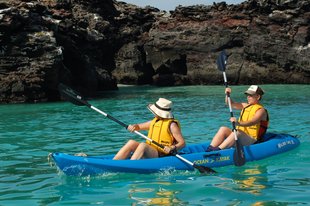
51 133 300 176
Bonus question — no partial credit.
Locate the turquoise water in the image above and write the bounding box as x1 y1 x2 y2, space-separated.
0 85 309 205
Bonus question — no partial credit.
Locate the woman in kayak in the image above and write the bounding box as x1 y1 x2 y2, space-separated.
207 85 269 152
113 98 186 160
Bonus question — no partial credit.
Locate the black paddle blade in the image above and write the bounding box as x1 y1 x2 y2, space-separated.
216 50 228 72
233 140 246 166
194 164 217 174
58 83 88 106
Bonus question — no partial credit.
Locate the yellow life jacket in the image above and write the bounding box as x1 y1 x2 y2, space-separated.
237 104 269 140
147 117 180 154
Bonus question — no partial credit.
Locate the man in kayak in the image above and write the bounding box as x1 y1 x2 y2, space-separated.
207 85 269 152
113 98 186 160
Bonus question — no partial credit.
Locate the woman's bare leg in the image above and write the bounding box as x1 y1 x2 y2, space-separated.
218 132 236 149
130 143 158 160
210 126 232 148
113 140 139 160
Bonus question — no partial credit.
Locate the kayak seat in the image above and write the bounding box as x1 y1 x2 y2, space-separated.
178 143 209 154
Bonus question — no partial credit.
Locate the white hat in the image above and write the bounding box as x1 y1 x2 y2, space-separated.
244 85 264 95
147 98 173 119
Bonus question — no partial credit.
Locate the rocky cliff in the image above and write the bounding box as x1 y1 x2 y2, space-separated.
0 0 309 103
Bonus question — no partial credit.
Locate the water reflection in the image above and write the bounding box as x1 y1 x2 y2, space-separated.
215 166 269 196
129 186 185 205
128 171 193 205
236 166 269 195
233 166 268 195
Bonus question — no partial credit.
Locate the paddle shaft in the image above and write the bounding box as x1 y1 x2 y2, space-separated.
223 72 245 166
222 72 238 141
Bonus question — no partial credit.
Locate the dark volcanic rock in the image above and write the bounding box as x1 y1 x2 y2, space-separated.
0 0 309 103
145 0 310 85
0 2 63 103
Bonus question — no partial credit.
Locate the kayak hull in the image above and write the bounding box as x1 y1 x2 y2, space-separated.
51 133 300 176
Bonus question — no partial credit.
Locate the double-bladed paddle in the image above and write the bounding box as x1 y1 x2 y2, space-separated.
58 84 216 174
216 50 246 166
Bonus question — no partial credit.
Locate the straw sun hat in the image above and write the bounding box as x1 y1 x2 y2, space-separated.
147 98 173 119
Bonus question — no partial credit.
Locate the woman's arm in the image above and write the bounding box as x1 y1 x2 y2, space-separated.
225 87 245 110
127 121 151 132
169 122 186 151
